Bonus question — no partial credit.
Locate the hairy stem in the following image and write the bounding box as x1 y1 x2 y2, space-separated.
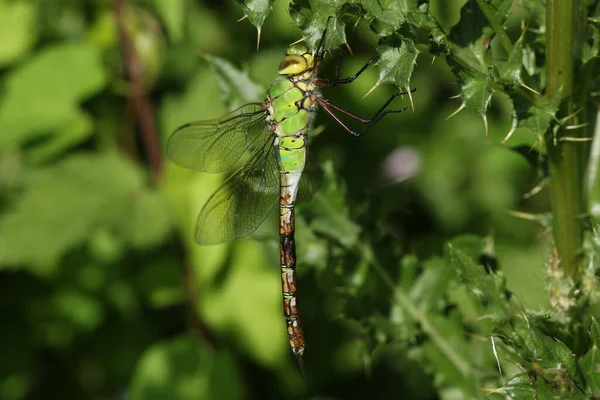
545 0 586 278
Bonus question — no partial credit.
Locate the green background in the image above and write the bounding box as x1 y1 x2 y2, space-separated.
0 0 551 398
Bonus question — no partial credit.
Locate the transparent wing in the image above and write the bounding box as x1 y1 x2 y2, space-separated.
195 137 280 244
166 103 267 173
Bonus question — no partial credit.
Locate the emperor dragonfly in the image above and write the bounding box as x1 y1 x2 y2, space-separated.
166 20 412 372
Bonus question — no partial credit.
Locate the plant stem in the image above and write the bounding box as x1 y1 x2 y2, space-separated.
475 0 513 54
545 0 585 278
114 0 163 180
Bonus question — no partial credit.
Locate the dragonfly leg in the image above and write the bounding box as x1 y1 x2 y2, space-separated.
316 54 380 86
315 17 334 62
319 89 415 137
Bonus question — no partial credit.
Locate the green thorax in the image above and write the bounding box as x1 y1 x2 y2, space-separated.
265 77 319 137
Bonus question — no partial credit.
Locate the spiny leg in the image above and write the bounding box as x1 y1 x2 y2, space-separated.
319 90 415 137
316 54 380 87
315 16 334 61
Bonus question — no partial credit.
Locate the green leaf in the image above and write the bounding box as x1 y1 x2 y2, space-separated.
499 38 524 89
579 344 600 394
0 1 37 67
362 0 414 35
515 92 561 136
236 0 274 31
377 41 418 88
203 54 263 109
289 1 347 50
459 70 494 115
0 42 105 152
151 0 185 41
129 336 242 400
529 325 585 388
0 152 172 269
447 236 509 317
25 112 93 164
500 373 536 399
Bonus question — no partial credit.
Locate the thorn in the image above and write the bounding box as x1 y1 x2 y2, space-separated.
256 27 261 50
501 111 518 144
363 81 380 99
237 15 247 22
520 81 540 95
559 135 592 141
431 56 436 65
482 114 489 140
445 104 465 120
290 37 304 46
507 210 539 221
449 93 461 99
491 336 503 377
406 86 415 113
522 180 546 199
500 124 516 144
345 42 353 56
564 123 589 131
559 106 585 124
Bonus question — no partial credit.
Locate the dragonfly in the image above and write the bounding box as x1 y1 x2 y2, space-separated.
166 18 413 372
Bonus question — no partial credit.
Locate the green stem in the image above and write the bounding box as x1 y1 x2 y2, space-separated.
475 0 513 54
545 0 585 278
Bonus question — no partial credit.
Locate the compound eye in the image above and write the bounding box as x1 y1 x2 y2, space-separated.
278 55 308 75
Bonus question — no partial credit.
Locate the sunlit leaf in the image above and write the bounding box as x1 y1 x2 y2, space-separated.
377 41 418 88
236 0 273 31
0 153 172 269
0 1 37 67
0 43 105 152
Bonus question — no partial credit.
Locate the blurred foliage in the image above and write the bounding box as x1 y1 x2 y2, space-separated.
0 0 599 399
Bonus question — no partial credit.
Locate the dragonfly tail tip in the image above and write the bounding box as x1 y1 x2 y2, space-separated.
296 355 305 374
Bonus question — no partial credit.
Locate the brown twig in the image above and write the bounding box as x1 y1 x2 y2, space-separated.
113 0 217 349
113 0 162 179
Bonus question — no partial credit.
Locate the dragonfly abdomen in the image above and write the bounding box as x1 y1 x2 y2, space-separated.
276 135 307 370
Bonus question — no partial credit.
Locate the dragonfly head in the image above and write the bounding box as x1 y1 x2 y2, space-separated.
278 43 315 76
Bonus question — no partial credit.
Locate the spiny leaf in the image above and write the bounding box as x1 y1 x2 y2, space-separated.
236 0 274 30
377 41 418 88
362 0 414 36
289 0 347 51
450 0 512 47
499 38 524 89
515 93 561 137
